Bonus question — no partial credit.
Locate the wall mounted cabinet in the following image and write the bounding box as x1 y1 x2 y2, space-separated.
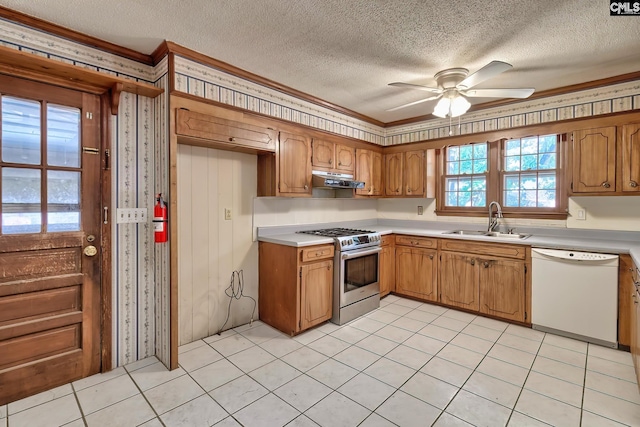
355 149 383 196
277 131 312 196
312 139 355 174
384 150 425 197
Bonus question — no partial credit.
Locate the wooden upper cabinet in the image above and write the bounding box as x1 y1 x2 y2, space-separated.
335 143 355 173
312 139 334 170
621 123 640 193
478 258 526 322
439 252 479 311
572 127 616 193
278 131 312 196
311 139 355 174
356 149 383 196
404 150 425 196
384 153 404 196
176 109 276 152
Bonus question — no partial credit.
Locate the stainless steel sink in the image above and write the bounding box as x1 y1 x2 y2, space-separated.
444 230 531 239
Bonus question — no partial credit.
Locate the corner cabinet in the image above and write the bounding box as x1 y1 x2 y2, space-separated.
355 149 383 196
278 131 312 196
259 242 334 335
394 236 438 301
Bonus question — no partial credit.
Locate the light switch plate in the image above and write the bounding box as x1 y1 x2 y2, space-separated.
417 206 424 215
116 208 148 223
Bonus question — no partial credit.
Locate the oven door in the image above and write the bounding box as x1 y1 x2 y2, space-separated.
339 246 381 307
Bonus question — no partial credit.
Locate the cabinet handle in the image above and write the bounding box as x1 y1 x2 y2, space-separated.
229 137 236 142
304 184 309 190
483 261 489 268
329 159 332 164
470 259 475 266
602 182 611 188
338 161 342 166
429 254 434 260
630 181 638 188
406 187 411 193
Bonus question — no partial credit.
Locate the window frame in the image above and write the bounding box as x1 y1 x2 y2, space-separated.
435 134 568 219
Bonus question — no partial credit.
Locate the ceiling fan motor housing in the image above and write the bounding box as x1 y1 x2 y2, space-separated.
434 68 469 89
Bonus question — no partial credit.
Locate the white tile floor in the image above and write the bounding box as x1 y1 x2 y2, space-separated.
3 295 640 427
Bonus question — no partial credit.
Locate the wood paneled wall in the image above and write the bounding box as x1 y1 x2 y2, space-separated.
177 145 259 345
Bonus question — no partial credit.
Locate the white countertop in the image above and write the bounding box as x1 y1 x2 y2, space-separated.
257 223 640 266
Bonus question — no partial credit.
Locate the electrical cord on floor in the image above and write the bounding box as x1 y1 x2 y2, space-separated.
217 269 257 335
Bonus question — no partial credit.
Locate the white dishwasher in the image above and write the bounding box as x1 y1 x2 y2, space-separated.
531 248 619 348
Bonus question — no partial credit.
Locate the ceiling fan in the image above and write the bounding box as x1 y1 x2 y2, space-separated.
388 61 535 118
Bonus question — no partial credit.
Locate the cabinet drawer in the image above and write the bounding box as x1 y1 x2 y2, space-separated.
395 235 437 249
439 239 526 260
176 109 277 151
381 234 394 246
300 245 334 262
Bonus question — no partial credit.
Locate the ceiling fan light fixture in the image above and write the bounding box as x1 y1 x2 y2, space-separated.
432 94 470 118
432 98 450 118
450 95 471 117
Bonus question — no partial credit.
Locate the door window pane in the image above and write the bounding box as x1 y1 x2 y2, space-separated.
2 96 41 165
47 170 80 232
2 167 41 234
47 104 81 167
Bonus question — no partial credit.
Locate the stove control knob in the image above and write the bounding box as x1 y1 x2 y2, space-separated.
349 239 353 245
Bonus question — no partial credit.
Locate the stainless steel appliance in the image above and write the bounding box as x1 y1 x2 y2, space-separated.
311 171 366 189
297 228 381 324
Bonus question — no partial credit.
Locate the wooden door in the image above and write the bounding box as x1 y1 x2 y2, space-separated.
0 82 103 405
379 244 395 297
311 139 334 170
384 153 403 196
335 144 355 173
278 131 311 195
478 258 525 322
395 247 437 301
300 260 333 330
355 149 372 196
439 252 478 311
621 123 640 193
572 127 616 193
371 151 383 196
404 150 425 196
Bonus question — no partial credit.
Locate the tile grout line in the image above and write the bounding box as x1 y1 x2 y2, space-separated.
125 366 168 427
70 383 88 427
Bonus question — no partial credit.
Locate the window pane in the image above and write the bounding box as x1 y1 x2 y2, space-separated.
2 96 41 165
47 104 81 168
473 159 487 174
505 139 520 156
447 162 459 175
459 178 471 192
504 175 520 190
471 177 486 191
520 190 538 207
47 170 80 232
472 191 486 207
446 178 458 192
505 156 520 171
458 191 471 206
504 190 519 207
460 145 473 160
446 192 457 206
473 144 487 158
538 153 556 169
538 190 556 207
2 167 41 234
447 146 459 161
522 137 538 154
539 135 557 153
538 173 556 190
521 155 537 171
460 160 473 174
521 174 537 190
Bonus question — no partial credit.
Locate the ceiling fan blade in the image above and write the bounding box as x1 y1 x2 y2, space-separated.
457 61 512 89
388 82 441 93
386 95 442 112
462 88 535 98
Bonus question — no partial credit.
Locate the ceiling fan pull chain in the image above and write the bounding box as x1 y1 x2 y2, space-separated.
449 114 453 136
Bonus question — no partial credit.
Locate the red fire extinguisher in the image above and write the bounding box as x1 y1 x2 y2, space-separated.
154 193 168 243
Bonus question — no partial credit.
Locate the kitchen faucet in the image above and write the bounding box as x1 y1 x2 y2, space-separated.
488 201 503 232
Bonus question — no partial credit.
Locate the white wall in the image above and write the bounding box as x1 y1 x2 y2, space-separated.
177 145 258 345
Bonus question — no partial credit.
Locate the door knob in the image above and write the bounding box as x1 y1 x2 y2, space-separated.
83 245 98 257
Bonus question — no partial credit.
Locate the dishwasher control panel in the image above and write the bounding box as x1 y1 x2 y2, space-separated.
532 248 619 263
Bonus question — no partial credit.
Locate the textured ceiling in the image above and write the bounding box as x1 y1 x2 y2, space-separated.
2 0 639 123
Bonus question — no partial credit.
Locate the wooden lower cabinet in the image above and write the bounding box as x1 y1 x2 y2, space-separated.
630 258 640 386
395 246 437 301
379 235 395 297
259 241 334 335
478 258 526 322
439 252 479 311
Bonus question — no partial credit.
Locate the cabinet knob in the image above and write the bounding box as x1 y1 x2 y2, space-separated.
304 184 309 190
429 254 434 260
630 181 638 188
338 161 342 166
395 187 400 193
329 159 332 164
483 261 489 268
406 187 411 193
602 182 611 188
470 259 475 266
229 137 236 142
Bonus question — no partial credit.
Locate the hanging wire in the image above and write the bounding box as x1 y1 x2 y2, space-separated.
217 269 257 335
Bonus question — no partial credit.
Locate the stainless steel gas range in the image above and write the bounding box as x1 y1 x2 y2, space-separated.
297 228 382 325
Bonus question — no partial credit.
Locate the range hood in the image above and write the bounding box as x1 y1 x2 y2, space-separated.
311 171 365 189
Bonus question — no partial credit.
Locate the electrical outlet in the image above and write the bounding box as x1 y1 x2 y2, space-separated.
417 206 424 215
224 208 232 220
576 208 586 220
116 208 148 223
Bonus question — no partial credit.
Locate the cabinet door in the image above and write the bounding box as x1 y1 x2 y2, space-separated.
278 131 312 195
572 127 616 193
371 151 384 196
384 153 403 196
312 139 334 170
621 123 640 193
300 260 333 330
478 258 525 322
335 144 355 173
439 252 479 311
355 149 373 195
404 150 425 196
379 245 395 297
634 291 640 384
395 247 437 301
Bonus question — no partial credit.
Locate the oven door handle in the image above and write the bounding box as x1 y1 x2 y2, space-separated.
341 246 382 259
